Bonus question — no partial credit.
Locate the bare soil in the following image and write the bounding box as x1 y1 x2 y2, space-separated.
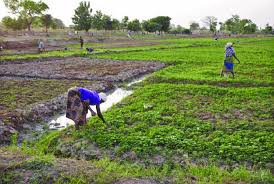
0 57 165 82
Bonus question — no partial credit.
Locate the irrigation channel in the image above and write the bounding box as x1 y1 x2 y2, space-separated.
48 76 146 130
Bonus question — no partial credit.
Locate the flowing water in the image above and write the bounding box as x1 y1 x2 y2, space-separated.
48 75 147 130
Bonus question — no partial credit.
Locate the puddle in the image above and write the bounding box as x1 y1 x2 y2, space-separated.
48 76 146 130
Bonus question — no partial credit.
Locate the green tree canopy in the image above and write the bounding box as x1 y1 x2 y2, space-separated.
142 20 161 33
40 14 52 32
72 1 92 32
2 16 28 30
92 10 104 30
101 14 112 30
3 0 49 31
127 19 141 32
111 18 120 30
262 24 273 34
224 15 257 34
121 16 129 30
189 22 200 31
52 18 65 29
150 16 171 33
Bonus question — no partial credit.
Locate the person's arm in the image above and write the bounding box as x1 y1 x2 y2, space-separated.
83 100 96 116
233 54 240 64
88 105 96 116
96 105 106 123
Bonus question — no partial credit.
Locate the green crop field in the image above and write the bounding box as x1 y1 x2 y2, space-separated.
1 37 274 183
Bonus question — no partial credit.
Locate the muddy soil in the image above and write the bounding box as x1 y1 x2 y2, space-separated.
0 57 165 82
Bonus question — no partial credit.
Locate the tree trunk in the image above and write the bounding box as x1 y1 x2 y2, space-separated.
27 24 31 32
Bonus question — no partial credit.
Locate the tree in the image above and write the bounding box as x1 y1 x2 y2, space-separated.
121 16 129 31
3 0 21 13
202 16 217 32
2 16 27 30
52 18 65 29
224 15 241 34
224 15 257 34
219 22 225 31
112 19 120 30
239 19 257 34
262 23 273 34
150 16 171 33
2 16 15 29
92 10 103 30
101 14 112 30
40 14 52 32
72 1 92 32
189 22 200 31
127 19 141 32
3 0 49 31
142 20 161 33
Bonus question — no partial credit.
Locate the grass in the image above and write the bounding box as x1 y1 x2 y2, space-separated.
46 84 274 166
1 146 273 183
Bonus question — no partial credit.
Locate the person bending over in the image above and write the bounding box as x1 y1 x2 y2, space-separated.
66 87 107 130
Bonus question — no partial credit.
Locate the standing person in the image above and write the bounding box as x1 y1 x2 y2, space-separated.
80 36 84 49
220 42 240 78
66 87 107 130
127 30 132 39
38 40 45 53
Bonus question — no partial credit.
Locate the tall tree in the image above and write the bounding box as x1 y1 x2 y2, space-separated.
224 15 241 34
239 19 257 34
4 0 49 31
52 18 65 29
2 15 27 30
219 22 225 31
3 0 21 13
91 10 103 30
112 19 120 30
101 14 112 30
40 14 52 33
262 23 273 34
202 16 217 32
121 16 129 31
224 15 257 34
189 22 200 31
127 19 141 32
142 20 161 33
72 1 92 32
150 16 171 33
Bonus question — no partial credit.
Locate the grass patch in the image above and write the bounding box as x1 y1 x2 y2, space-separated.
48 84 274 166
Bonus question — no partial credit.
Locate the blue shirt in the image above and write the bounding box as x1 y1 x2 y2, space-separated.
225 47 235 58
78 88 100 105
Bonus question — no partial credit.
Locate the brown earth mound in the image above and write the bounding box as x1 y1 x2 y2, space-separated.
0 57 165 82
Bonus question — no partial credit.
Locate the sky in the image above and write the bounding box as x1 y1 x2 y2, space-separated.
0 0 273 28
